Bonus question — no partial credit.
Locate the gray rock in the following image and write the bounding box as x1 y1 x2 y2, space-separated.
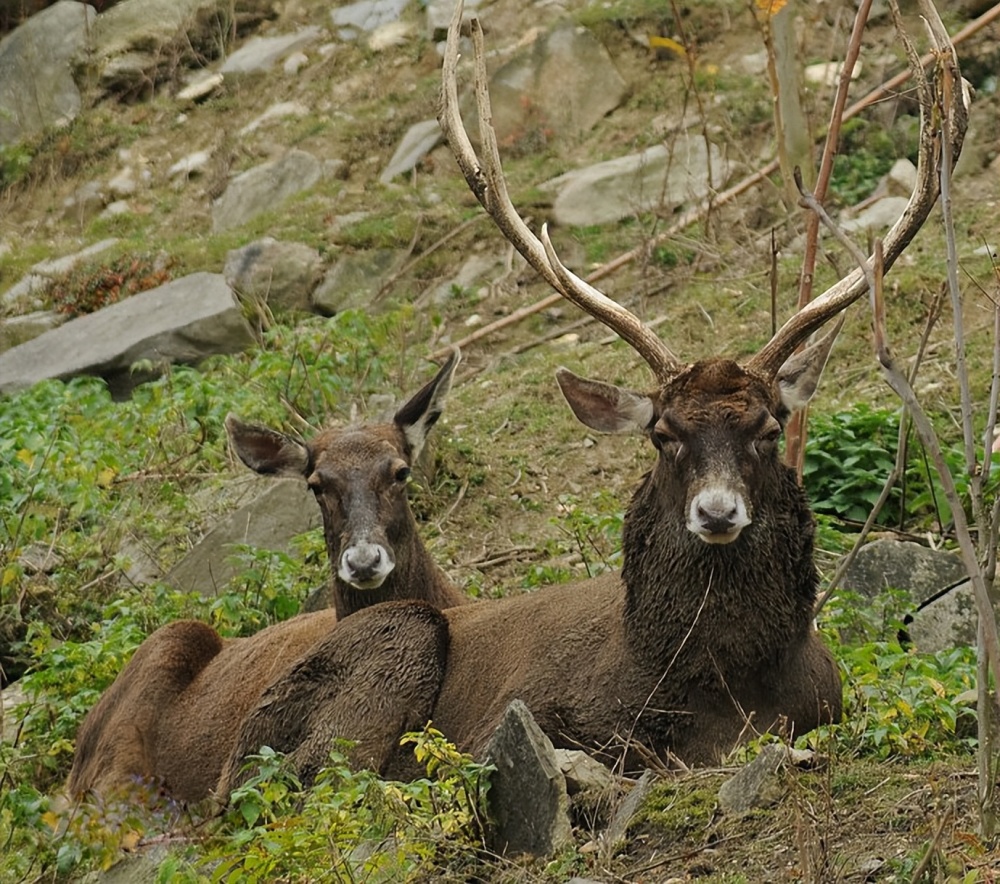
600 768 656 853
63 180 107 224
718 744 813 815
478 22 627 148
0 311 66 353
80 0 276 95
839 539 966 605
311 249 403 315
485 699 573 857
212 149 323 232
543 136 729 227
221 27 322 76
425 0 483 38
1 680 29 746
841 196 910 233
168 149 212 179
380 119 442 184
0 1 95 144
1 239 119 311
720 749 771 815
554 748 614 797
837 538 989 652
0 273 254 396
886 158 917 196
107 168 138 198
223 237 324 313
331 0 409 40
166 479 320 596
239 100 310 136
177 70 224 102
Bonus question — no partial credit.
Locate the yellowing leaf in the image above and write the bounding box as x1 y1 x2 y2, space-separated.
120 829 142 851
648 35 686 57
41 811 61 832
755 0 789 15
2 566 17 588
16 448 34 467
97 467 117 488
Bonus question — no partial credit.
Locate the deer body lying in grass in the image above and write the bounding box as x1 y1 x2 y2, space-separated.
217 2 966 792
67 352 468 804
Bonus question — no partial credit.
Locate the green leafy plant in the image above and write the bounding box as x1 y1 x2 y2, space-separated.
810 589 977 759
213 727 492 882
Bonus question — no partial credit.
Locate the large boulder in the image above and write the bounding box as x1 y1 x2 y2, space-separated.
472 22 627 148
166 479 320 596
0 272 254 396
211 149 323 233
837 538 993 653
223 238 324 314
0 1 96 144
485 699 573 857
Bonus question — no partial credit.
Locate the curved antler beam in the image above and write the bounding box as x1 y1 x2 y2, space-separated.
438 0 681 380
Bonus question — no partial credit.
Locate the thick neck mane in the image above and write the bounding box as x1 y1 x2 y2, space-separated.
621 460 818 680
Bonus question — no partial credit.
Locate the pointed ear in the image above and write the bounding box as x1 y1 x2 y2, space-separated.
225 414 310 478
556 368 655 434
776 314 844 413
393 348 461 460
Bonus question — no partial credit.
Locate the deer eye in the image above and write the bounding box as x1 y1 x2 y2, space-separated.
751 421 782 455
653 428 685 460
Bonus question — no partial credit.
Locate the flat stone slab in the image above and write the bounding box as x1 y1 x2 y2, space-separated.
542 136 729 227
0 273 253 395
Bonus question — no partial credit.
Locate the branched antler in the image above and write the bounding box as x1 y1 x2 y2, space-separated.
439 0 968 383
438 0 681 383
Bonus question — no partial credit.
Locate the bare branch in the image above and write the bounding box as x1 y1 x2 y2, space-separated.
746 0 969 378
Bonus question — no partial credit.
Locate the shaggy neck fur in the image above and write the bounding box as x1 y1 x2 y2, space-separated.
621 456 817 685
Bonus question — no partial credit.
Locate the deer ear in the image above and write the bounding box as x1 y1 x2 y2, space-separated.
776 314 844 413
556 368 655 434
394 348 461 460
225 414 310 478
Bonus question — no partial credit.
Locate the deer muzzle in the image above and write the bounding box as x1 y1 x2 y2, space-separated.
339 542 395 589
687 487 751 544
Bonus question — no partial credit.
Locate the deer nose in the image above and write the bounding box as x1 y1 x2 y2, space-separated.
339 542 394 588
688 489 750 544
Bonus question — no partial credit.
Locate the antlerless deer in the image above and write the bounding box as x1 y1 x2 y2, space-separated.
68 352 469 803
218 0 967 794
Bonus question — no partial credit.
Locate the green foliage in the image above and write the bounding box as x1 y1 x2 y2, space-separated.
804 405 903 525
829 116 918 205
48 251 175 317
553 490 624 577
803 404 997 532
211 727 492 882
0 142 34 190
209 539 325 637
810 589 978 760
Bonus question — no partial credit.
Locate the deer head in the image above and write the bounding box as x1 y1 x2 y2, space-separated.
438 2 966 546
225 349 460 591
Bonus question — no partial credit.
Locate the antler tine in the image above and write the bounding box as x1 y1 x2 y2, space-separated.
539 224 681 381
746 0 968 379
438 0 681 380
